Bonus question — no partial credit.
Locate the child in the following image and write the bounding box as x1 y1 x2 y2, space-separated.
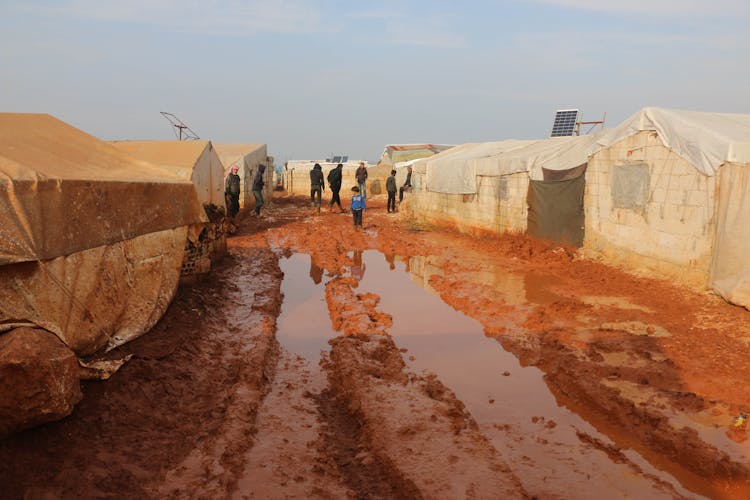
350 185 366 228
386 169 397 213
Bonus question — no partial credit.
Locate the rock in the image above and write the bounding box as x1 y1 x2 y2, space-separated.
0 327 82 438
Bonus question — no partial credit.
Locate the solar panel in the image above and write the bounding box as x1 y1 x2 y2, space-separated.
550 109 579 137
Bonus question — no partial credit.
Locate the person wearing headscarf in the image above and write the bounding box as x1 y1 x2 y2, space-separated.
225 164 241 218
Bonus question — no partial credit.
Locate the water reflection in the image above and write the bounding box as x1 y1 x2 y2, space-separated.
277 254 337 361
354 250 698 499
309 259 324 285
351 250 366 281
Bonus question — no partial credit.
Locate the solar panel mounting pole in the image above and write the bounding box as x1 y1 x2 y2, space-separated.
575 112 606 136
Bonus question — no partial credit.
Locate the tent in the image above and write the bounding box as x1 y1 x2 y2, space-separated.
407 107 750 309
110 140 226 210
0 114 205 354
213 143 271 209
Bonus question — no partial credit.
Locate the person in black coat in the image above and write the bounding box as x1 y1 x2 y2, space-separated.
252 164 266 217
309 163 325 213
327 163 344 211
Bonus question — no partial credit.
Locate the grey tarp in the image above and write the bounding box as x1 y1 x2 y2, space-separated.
527 174 585 247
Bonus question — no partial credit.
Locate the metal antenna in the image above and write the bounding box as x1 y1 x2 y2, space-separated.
160 112 200 140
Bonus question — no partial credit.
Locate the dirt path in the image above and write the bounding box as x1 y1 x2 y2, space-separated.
1 194 750 499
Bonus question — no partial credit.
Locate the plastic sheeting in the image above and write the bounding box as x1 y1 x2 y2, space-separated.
0 227 188 355
416 107 750 195
0 113 205 265
710 163 750 310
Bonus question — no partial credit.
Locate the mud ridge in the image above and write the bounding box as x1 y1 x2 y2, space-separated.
326 334 527 498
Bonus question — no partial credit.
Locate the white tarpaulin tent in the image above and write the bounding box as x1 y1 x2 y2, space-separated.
411 107 750 309
419 107 750 195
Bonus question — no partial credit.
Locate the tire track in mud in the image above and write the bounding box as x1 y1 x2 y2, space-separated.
233 350 353 499
325 334 526 498
155 248 283 498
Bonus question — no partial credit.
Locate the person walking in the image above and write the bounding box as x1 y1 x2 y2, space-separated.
327 163 344 211
355 161 368 198
225 164 241 218
350 185 366 229
399 165 413 204
309 163 325 213
252 164 266 217
386 169 397 213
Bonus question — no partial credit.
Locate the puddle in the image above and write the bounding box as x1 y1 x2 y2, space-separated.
353 250 704 499
276 254 337 361
276 250 708 498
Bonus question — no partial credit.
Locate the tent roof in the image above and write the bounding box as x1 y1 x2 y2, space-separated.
0 114 189 183
213 142 266 170
110 140 210 171
0 113 204 265
418 107 750 194
599 107 750 176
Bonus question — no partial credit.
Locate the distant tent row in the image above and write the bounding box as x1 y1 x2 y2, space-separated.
407 108 750 309
0 113 270 355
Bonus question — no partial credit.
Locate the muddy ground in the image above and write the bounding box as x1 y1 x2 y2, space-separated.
1 194 750 499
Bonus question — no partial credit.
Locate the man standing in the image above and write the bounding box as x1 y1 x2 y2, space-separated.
355 161 368 198
309 163 325 213
252 164 266 217
386 169 397 213
225 164 241 218
399 165 413 204
327 163 344 211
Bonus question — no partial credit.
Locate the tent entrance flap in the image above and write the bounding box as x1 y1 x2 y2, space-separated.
527 174 585 247
710 162 750 310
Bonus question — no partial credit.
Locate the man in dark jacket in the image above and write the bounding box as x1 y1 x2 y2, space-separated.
386 169 397 213
309 163 325 213
327 163 344 211
399 165 413 203
252 164 266 217
355 162 368 198
225 164 241 218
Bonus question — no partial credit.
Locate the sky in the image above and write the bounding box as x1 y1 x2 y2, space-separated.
1 0 749 163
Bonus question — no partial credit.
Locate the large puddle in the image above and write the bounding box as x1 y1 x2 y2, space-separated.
277 250 704 498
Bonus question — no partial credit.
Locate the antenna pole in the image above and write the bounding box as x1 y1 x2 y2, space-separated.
160 112 200 140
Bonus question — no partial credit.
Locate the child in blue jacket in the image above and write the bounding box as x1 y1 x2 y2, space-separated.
350 186 366 228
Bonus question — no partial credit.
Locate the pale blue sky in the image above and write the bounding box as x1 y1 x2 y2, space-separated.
2 0 749 163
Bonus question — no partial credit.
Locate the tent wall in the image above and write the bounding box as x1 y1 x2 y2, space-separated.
215 144 271 210
0 226 187 355
407 171 529 235
709 162 750 309
194 144 226 208
583 131 717 288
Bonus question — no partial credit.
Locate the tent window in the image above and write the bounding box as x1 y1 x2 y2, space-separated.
496 178 508 199
611 163 650 214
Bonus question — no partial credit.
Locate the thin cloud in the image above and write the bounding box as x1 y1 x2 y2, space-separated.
17 0 332 35
384 17 465 48
526 0 750 18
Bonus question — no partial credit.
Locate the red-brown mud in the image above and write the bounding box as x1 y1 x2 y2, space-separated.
1 193 749 499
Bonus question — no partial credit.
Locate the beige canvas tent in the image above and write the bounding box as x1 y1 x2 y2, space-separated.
110 140 226 209
0 114 205 354
213 143 272 209
110 140 229 278
407 108 750 309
